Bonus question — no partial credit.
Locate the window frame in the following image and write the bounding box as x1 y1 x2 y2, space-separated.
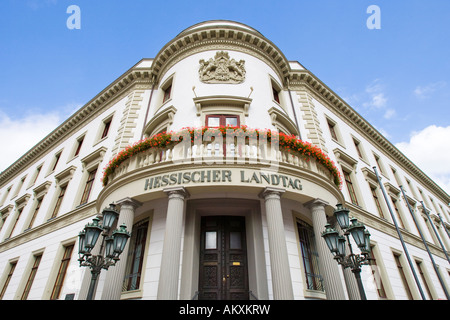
296 219 324 292
50 244 74 300
205 114 240 128
21 253 43 300
79 168 97 205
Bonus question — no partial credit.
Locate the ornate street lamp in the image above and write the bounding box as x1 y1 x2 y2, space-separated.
78 204 130 300
321 204 372 300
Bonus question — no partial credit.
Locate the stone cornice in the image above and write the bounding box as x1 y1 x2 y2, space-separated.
346 202 448 260
0 201 96 253
288 69 450 204
150 21 290 84
0 64 153 187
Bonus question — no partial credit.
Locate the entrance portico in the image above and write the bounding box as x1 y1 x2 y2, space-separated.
94 142 345 300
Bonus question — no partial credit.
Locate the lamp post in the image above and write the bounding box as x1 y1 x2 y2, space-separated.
78 204 131 300
321 204 372 300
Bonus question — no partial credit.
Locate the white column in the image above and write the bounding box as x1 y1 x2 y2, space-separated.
157 187 189 300
260 187 294 300
306 199 346 300
101 197 141 300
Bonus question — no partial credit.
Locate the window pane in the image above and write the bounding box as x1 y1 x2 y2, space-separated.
225 117 237 126
205 231 217 249
207 117 220 127
230 232 241 249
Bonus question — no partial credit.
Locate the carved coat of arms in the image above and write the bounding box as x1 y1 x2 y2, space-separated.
199 51 246 84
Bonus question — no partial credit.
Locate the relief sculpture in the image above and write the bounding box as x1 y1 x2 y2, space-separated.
199 51 246 84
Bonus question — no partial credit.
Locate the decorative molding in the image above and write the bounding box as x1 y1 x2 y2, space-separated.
54 165 77 186
151 22 290 84
32 181 52 199
111 90 146 157
296 89 328 153
267 107 299 136
384 182 401 198
0 201 97 253
193 95 251 117
143 105 177 137
0 204 13 219
15 193 31 208
81 146 108 172
199 51 245 84
333 148 358 172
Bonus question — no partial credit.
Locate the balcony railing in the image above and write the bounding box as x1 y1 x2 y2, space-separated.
102 127 342 189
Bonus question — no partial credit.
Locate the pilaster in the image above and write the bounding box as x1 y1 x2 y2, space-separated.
157 187 189 300
306 198 346 300
259 187 294 300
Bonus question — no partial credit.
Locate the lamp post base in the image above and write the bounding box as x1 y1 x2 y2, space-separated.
352 268 367 300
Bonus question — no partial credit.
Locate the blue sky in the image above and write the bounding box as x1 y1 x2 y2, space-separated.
1 0 449 194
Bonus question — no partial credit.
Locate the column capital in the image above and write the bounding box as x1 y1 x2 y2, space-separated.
304 198 329 210
116 197 142 209
259 187 285 200
164 186 190 199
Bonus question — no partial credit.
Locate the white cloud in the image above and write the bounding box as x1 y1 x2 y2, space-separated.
383 108 396 119
395 125 450 195
414 81 446 99
362 79 388 109
0 104 80 172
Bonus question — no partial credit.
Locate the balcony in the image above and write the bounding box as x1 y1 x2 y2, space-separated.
101 127 342 191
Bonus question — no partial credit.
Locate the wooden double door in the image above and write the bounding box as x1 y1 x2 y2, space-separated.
198 216 249 300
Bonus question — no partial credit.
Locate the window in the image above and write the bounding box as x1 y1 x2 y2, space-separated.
51 152 61 172
50 244 74 300
160 76 173 105
270 79 282 107
327 120 338 141
206 114 239 127
27 197 43 230
79 168 97 205
405 179 418 199
123 219 149 292
32 165 42 185
6 207 24 239
393 253 413 299
51 185 67 219
368 247 387 299
415 260 433 299
205 115 240 155
13 176 27 198
391 197 405 229
297 220 324 292
371 187 385 219
74 136 84 157
373 153 385 175
272 87 280 104
0 261 17 299
344 171 359 206
21 254 43 300
163 84 172 103
353 138 365 160
390 167 402 187
0 186 12 207
101 118 112 139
